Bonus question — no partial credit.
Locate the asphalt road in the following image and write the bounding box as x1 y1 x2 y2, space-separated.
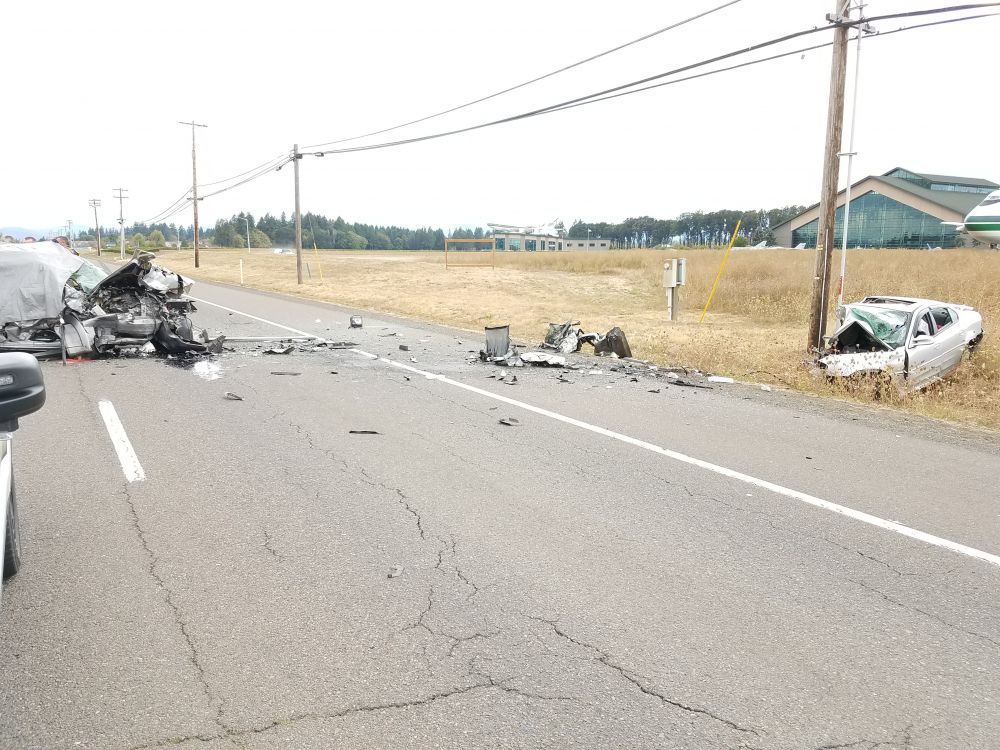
2 277 999 749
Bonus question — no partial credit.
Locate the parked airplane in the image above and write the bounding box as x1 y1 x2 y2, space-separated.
943 190 1000 247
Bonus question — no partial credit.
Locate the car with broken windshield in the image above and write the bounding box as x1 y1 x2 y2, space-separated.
0 241 215 358
817 296 984 392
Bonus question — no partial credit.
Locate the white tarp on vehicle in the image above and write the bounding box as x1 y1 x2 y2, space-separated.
0 242 84 324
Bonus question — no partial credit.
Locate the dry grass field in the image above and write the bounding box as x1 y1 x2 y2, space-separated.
150 246 1000 430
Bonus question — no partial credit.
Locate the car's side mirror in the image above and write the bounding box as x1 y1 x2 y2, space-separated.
0 353 46 432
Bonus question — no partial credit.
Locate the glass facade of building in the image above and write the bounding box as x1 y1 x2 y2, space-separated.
885 168 993 195
792 191 964 249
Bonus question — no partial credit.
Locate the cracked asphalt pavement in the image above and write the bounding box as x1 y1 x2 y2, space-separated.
2 278 999 749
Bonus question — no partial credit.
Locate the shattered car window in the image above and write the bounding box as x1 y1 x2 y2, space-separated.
848 308 911 349
66 259 108 294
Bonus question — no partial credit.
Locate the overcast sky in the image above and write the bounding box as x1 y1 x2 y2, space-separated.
3 0 997 237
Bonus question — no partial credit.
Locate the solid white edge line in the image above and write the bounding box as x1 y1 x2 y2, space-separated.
188 296 317 338
195 295 1000 569
98 401 146 483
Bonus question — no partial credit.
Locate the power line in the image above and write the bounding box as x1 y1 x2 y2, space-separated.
198 153 289 188
198 156 292 200
302 0 745 150
303 4 999 158
535 11 1000 116
141 188 192 225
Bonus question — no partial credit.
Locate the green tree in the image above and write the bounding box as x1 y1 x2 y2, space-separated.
131 232 146 248
249 228 271 248
148 229 166 247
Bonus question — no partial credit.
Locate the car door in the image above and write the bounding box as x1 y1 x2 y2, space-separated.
930 306 966 377
906 309 942 387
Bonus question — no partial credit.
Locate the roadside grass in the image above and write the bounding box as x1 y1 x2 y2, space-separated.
148 246 1000 430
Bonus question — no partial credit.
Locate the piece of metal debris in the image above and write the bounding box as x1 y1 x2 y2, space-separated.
349 315 363 328
557 374 573 384
223 392 244 401
387 565 404 579
484 325 511 358
264 345 294 355
270 371 301 376
348 430 380 435
520 351 566 367
399 344 411 351
329 370 339 375
504 375 518 385
648 388 661 393
498 417 520 426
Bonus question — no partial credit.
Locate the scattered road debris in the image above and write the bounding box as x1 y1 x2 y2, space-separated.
387 565 404 579
587 326 632 359
557 374 573 384
648 388 661 393
504 375 518 385
270 371 301 376
544 321 581 353
0 242 217 358
588 370 602 375
760 385 772 392
520 351 566 367
349 315 363 328
671 378 712 389
329 370 339 375
399 344 411 351
263 345 294 355
484 325 511 358
498 417 520 426
816 296 984 393
224 392 244 401
707 375 735 384
348 430 380 435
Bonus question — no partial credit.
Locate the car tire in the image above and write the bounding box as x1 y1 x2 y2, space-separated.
3 478 21 580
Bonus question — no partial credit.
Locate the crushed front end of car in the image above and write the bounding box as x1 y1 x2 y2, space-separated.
0 241 212 358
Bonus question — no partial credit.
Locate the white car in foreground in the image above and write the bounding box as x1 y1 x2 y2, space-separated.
1 353 47 605
818 296 985 393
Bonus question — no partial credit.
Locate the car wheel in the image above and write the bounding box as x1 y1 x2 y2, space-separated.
3 478 21 580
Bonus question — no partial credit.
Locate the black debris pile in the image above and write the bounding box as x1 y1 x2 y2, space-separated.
543 320 633 359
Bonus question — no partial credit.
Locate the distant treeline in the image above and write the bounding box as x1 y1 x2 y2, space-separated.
76 206 806 250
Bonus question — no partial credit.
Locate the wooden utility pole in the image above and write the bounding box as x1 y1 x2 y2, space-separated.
180 120 207 268
293 143 303 285
89 199 102 255
807 0 851 352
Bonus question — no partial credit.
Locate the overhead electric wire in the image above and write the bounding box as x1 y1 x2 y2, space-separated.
141 188 192 225
197 156 293 200
535 11 1000 117
198 152 289 188
302 0 744 149
304 3 999 158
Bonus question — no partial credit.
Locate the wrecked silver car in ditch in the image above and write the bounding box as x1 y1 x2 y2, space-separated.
0 241 213 358
817 296 984 392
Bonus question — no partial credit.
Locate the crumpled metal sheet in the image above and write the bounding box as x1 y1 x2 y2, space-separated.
0 242 84 324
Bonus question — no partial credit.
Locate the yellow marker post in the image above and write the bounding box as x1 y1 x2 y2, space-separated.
699 218 742 324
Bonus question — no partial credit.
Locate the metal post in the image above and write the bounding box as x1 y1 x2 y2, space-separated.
837 20 865 310
294 144 303 284
807 1 850 351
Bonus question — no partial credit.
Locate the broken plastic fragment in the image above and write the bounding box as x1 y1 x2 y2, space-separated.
349 315 363 328
270 371 301 376
399 344 410 351
349 430 380 435
264 345 294 355
498 417 520 426
387 565 404 579
707 375 735 384
224 392 243 401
